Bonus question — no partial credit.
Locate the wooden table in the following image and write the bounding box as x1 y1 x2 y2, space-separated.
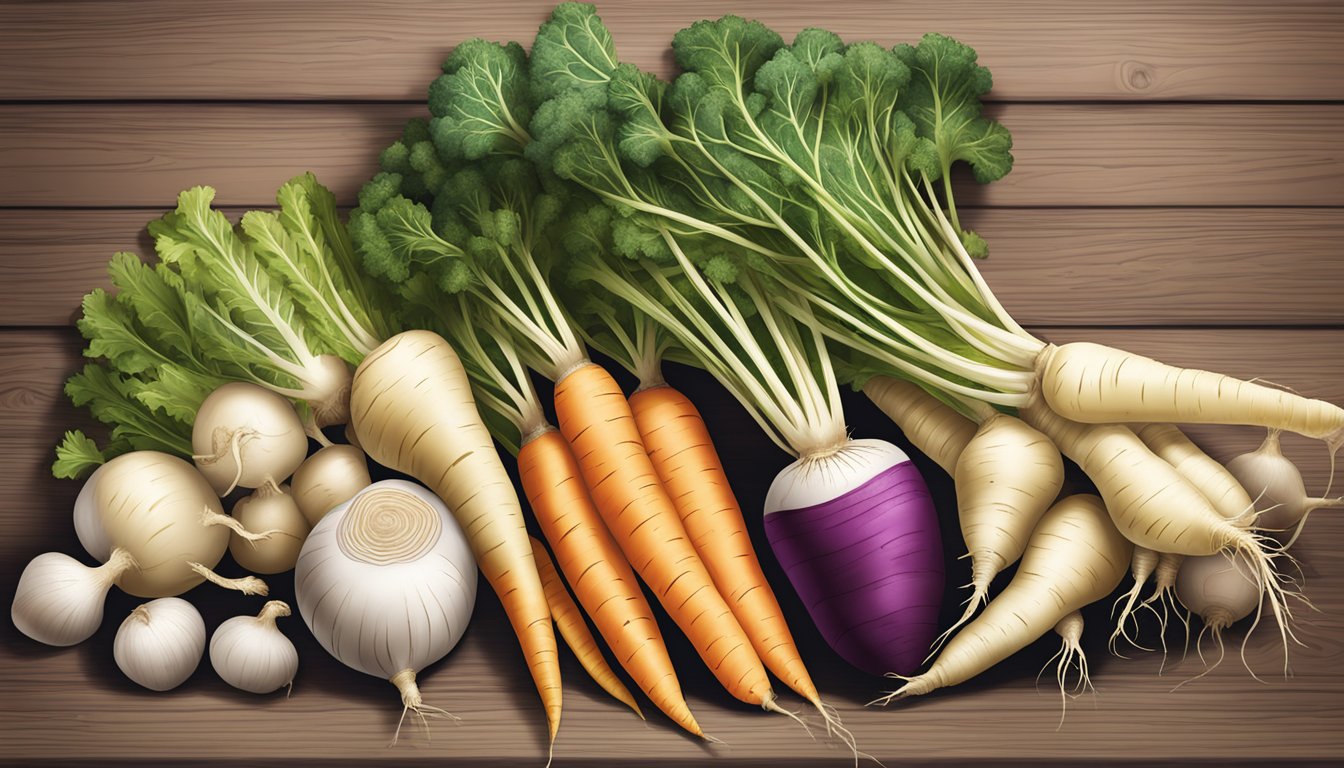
1 1 1342 765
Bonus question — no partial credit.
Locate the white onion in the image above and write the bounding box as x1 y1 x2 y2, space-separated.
1226 429 1342 538
11 549 136 647
210 600 299 694
114 598 206 691
295 479 476 730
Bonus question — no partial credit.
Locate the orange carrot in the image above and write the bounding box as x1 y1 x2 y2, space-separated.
519 428 702 737
530 536 643 719
553 362 776 709
629 384 820 704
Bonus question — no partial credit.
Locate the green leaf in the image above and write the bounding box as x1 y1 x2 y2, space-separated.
65 364 194 458
531 2 619 98
430 39 532 159
52 430 107 480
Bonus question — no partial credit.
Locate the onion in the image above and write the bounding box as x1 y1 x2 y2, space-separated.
114 598 206 691
295 479 476 738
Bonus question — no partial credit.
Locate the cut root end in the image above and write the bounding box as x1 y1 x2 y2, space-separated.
388 669 460 747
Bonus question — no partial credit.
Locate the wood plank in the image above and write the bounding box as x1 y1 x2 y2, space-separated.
1 327 1341 764
0 0 1340 102
2 104 1340 209
5 207 1342 328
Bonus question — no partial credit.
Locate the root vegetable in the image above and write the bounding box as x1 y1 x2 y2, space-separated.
11 549 136 646
295 480 476 735
1019 400 1293 657
765 439 944 677
290 444 371 526
1174 550 1263 682
192 382 309 496
349 331 556 739
1036 342 1344 453
114 598 205 691
1226 430 1343 537
875 494 1130 702
210 600 299 695
73 450 270 598
229 484 309 574
530 537 642 719
945 412 1063 638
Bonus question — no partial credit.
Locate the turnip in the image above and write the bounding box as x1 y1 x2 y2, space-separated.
192 382 309 496
874 494 1131 703
290 444 371 527
228 484 310 574
765 438 943 677
1173 550 1263 684
211 600 300 695
114 598 206 691
1227 430 1343 541
69 451 270 598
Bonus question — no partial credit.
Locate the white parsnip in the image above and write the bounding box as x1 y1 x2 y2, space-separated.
1037 343 1344 451
875 495 1131 703
1021 401 1295 660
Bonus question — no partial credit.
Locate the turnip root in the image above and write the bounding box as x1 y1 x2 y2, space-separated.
874 494 1130 703
290 444 371 527
1227 430 1343 541
73 451 271 597
229 484 309 574
192 382 309 496
12 550 136 646
764 439 943 677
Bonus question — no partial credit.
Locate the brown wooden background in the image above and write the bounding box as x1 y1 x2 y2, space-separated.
1 1 1342 765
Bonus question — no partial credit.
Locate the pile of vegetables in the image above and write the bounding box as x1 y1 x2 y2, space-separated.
10 0 1343 758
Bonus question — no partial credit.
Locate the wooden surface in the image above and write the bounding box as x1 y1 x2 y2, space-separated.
0 1 1341 766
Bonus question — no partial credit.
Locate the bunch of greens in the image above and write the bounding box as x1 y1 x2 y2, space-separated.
56 174 393 478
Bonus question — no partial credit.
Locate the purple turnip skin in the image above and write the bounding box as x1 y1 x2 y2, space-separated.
764 439 944 676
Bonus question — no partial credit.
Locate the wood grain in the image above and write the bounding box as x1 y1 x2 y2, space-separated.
1 0 1340 102
5 207 1343 328
1 327 1341 766
2 103 1342 209
1 1 1341 763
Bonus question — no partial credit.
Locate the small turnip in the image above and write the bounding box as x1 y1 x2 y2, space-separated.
192 382 309 496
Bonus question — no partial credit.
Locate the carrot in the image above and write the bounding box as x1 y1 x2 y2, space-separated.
350 330 561 743
519 428 703 737
628 384 823 707
530 536 642 719
554 362 779 712
875 494 1132 703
